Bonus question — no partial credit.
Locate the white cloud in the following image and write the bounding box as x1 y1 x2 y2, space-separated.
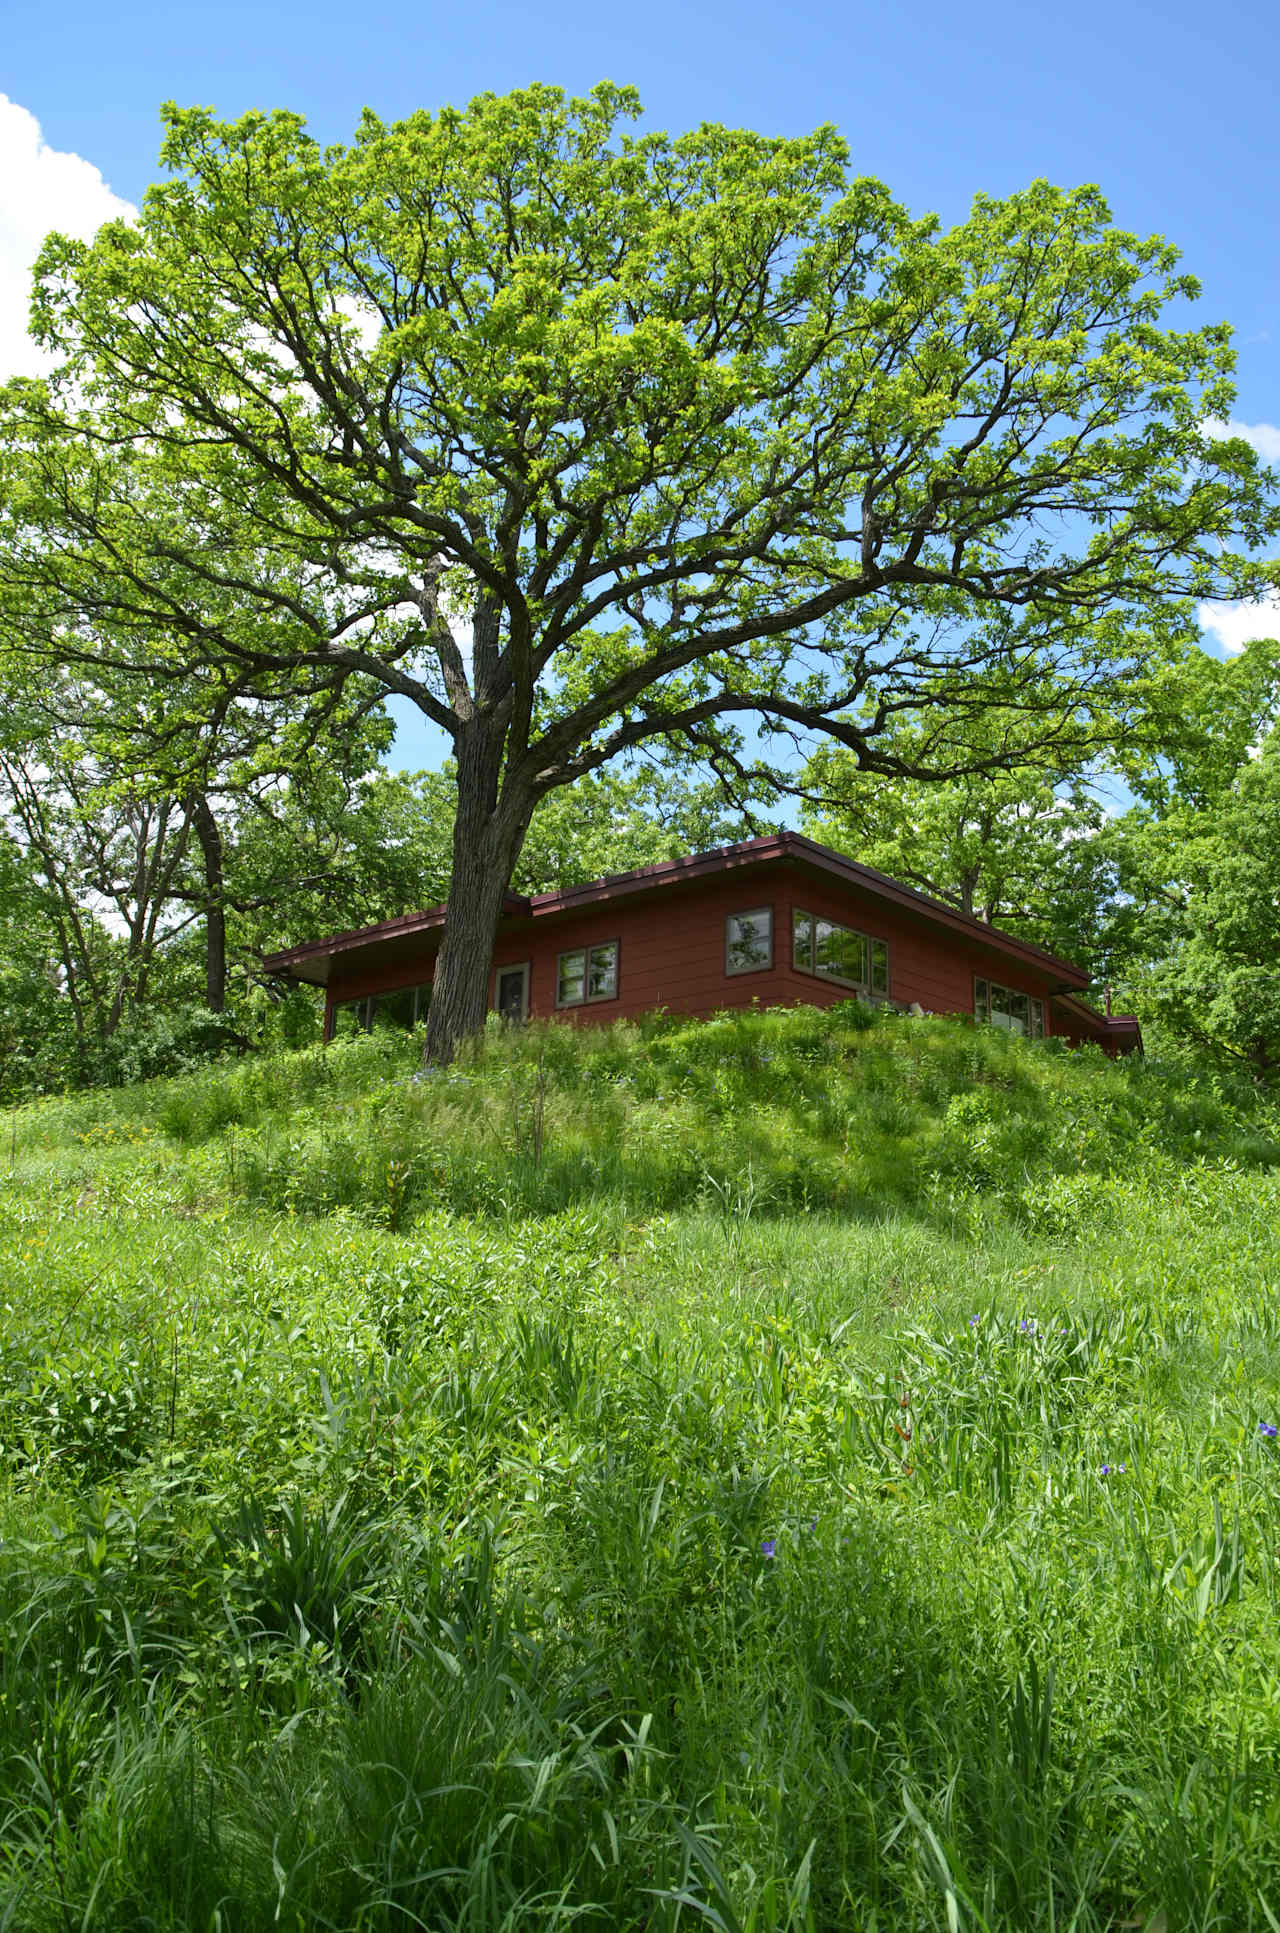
1198 590 1280 656
0 95 135 380
1202 417 1280 466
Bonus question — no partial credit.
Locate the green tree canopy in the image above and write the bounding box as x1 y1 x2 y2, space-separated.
1 83 1276 1057
799 716 1115 962
1118 736 1280 1080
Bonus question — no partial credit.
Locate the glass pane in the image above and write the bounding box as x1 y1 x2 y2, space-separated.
587 942 618 1000
871 939 889 996
974 978 989 1020
1009 991 1029 1038
990 983 1011 1030
793 910 814 972
815 920 867 986
372 987 417 1030
557 950 585 1005
1030 997 1044 1040
727 908 771 973
497 969 526 1020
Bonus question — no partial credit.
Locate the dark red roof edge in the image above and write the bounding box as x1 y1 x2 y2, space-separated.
521 831 1092 986
1053 991 1142 1031
262 890 529 974
262 831 1093 988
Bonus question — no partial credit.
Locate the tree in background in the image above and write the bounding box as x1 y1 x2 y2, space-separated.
0 643 393 1083
800 715 1116 962
1100 640 1280 1078
2 84 1276 1058
0 827 72 1100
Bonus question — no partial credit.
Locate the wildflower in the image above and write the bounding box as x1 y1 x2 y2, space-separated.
761 1538 777 1559
1101 1464 1112 1476
1118 1464 1127 1474
1260 1421 1278 1439
969 1315 980 1327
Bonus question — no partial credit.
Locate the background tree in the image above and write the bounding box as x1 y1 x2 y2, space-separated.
1113 737 1280 1080
0 826 73 1100
799 715 1116 961
1091 639 1280 1077
2 83 1276 1059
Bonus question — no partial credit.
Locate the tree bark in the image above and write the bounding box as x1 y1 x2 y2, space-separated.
423 730 534 1064
190 793 227 1013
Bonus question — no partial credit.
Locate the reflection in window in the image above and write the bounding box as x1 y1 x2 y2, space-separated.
793 909 889 995
557 941 619 1006
333 984 431 1037
726 906 773 974
974 977 1044 1039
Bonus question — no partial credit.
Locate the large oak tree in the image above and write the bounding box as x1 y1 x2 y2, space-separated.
1 83 1276 1059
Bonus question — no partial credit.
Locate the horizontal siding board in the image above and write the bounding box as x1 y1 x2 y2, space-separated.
320 852 1127 1050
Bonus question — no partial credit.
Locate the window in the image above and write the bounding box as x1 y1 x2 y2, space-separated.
974 977 1045 1039
332 984 430 1036
793 909 890 996
557 940 619 1007
725 906 773 975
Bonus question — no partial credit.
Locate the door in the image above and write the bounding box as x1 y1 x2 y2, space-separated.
495 962 530 1021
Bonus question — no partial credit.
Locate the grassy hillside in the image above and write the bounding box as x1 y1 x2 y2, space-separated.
3 1007 1280 1930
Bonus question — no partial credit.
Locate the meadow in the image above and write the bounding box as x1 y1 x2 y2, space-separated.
2 1005 1280 1930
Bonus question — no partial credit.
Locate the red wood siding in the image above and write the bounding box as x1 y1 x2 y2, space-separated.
492 874 794 1023
320 855 1121 1044
772 872 1062 1032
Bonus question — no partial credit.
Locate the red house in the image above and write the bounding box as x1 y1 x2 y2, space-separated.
263 831 1141 1055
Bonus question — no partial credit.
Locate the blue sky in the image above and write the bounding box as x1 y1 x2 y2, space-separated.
3 0 1278 770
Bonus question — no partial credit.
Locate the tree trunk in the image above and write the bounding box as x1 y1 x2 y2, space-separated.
423 731 533 1065
191 793 227 1013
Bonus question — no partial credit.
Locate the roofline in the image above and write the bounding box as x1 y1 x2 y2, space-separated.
1053 990 1142 1031
262 891 529 978
518 831 1091 985
262 831 1093 989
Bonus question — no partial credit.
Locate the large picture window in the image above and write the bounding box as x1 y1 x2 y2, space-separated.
974 977 1045 1039
793 910 890 996
557 940 619 1007
725 906 773 975
333 984 431 1036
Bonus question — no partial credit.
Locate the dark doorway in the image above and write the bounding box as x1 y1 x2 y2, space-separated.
496 963 530 1021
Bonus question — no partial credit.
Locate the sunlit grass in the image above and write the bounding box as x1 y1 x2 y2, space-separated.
2 1011 1280 1927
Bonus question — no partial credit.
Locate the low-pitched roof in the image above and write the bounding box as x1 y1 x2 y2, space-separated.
262 830 1096 994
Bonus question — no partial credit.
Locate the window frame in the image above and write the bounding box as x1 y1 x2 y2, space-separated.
332 983 431 1035
724 904 774 977
493 960 531 1021
974 975 1045 1039
792 907 891 998
555 938 621 1009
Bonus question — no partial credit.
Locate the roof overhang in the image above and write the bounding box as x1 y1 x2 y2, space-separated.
261 832 1096 995
1053 991 1144 1053
262 894 529 987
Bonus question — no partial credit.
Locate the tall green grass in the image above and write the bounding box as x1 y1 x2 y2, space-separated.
2 1009 1280 1928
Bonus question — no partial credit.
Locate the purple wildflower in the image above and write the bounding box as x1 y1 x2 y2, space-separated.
761 1538 777 1559
1260 1422 1278 1440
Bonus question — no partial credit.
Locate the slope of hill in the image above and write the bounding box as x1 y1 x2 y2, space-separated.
3 1007 1280 1930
